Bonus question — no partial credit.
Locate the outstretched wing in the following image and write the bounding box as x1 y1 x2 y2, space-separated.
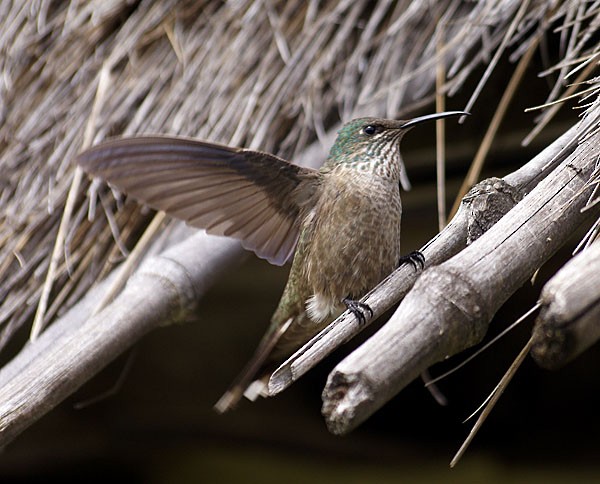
77 136 319 265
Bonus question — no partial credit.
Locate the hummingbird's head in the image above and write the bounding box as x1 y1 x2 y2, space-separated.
329 117 407 162
325 111 468 184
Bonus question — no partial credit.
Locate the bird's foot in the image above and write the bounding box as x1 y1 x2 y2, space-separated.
343 297 373 326
399 250 425 271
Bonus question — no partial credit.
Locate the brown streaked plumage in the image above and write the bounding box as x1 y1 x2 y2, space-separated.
76 111 468 412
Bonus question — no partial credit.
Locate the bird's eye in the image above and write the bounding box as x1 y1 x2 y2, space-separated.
362 124 381 136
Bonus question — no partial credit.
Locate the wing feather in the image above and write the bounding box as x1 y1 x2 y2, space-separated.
77 136 319 265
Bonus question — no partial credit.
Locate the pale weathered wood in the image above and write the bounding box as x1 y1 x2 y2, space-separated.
268 125 578 395
0 231 241 446
320 128 600 435
531 239 600 369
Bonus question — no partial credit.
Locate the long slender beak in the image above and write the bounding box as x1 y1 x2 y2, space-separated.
400 111 470 128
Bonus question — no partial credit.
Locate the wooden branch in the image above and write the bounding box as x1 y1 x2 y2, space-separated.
531 239 600 369
0 125 586 445
0 231 242 446
319 129 600 435
268 125 578 395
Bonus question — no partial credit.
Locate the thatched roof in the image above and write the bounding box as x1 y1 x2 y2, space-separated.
1 0 599 471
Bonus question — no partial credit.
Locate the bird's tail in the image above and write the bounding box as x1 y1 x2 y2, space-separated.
213 317 292 413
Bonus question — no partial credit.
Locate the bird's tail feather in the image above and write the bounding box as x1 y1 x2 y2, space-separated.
213 317 293 413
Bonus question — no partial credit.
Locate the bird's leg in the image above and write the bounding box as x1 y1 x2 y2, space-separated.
343 297 373 326
399 250 425 271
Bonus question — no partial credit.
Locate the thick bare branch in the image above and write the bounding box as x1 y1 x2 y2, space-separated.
0 231 241 446
531 239 600 369
320 128 600 435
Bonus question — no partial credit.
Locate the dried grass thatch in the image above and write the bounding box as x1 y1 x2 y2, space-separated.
1 0 600 452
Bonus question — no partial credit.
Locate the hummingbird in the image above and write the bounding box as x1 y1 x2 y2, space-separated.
77 110 468 412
